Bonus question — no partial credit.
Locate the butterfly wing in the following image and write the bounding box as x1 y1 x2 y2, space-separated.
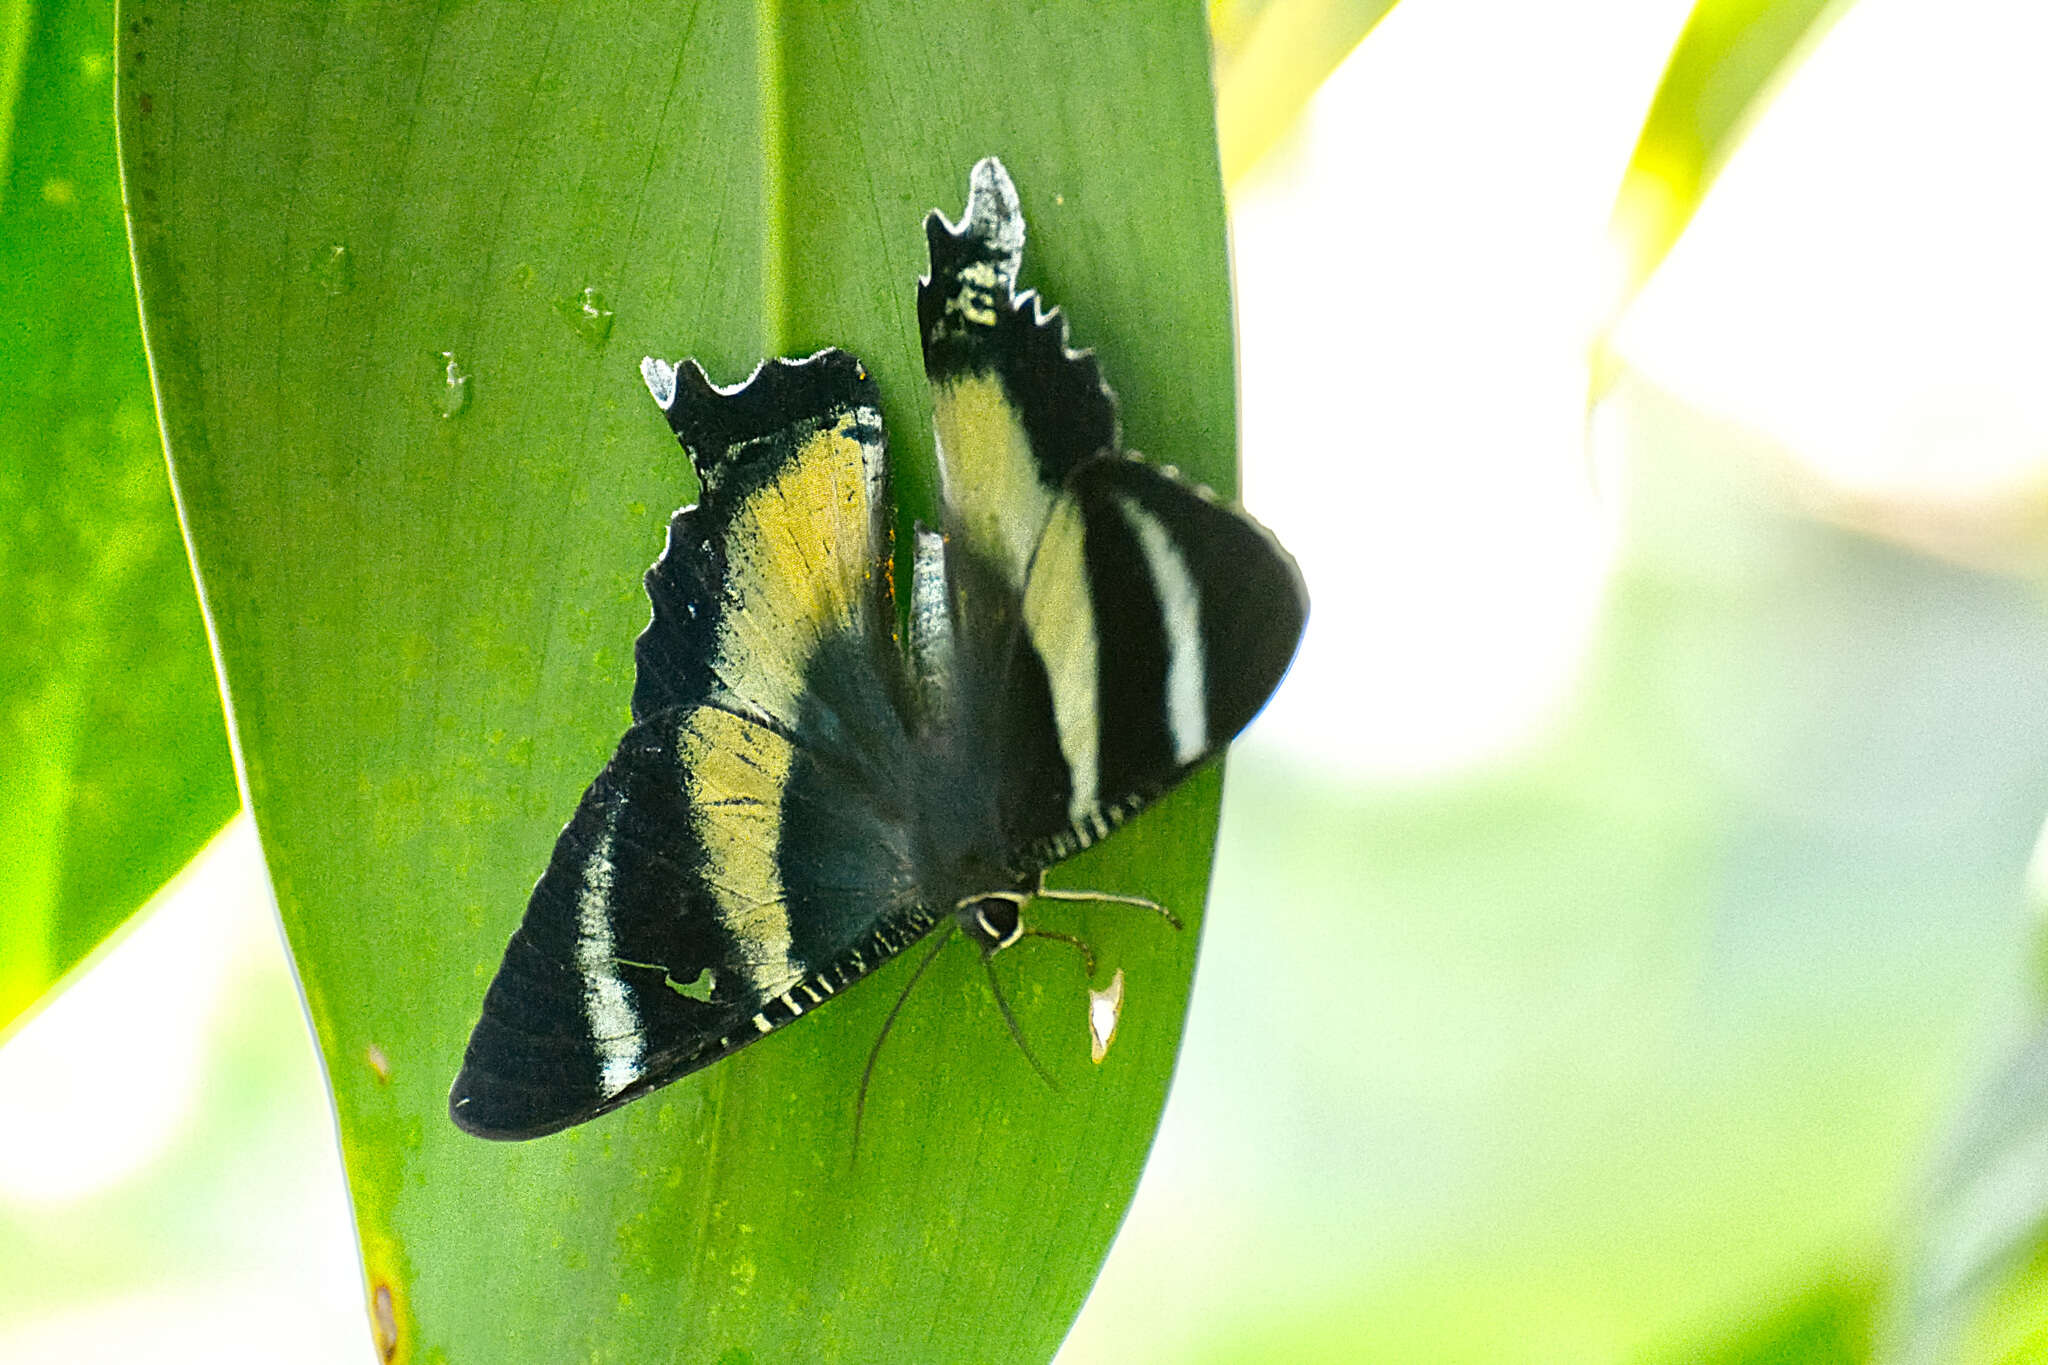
1000 454 1305 867
452 351 931 1140
452 702 930 1139
919 158 1307 875
631 350 896 726
920 157 1117 599
457 158 1307 1139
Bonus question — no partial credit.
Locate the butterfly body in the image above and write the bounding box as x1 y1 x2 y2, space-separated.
451 159 1305 1141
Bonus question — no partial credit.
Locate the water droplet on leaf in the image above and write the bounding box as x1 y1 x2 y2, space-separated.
315 243 353 296
436 352 470 419
555 286 614 345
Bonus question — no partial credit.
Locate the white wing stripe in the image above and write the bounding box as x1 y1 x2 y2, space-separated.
1119 497 1208 765
1023 497 1102 821
574 810 645 1099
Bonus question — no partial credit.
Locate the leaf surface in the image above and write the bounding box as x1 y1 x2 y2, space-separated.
118 3 1236 1359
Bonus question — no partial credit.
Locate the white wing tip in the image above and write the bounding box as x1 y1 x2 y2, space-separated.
967 156 1024 256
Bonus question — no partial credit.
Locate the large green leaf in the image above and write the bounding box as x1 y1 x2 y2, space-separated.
118 3 1234 1359
1594 0 1858 396
0 0 235 1034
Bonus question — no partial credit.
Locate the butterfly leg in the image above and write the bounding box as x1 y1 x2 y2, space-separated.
1031 880 1185 932
853 926 957 1163
982 956 1057 1091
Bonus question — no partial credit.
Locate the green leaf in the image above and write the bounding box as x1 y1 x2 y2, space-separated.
0 0 235 1034
118 3 1235 1359
1594 0 1859 396
1649 1274 1874 1364
1210 0 1402 187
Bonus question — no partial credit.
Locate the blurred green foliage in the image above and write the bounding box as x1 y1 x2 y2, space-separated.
0 856 351 1347
1068 379 2048 1361
1597 0 1859 396
1886 1020 2048 1361
1209 0 1404 185
0 0 235 1035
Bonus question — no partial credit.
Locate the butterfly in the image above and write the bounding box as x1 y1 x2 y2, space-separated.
449 157 1306 1140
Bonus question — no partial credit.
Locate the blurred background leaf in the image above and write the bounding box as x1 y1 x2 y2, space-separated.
1210 0 1403 186
0 0 235 1036
118 0 1234 1359
1676 1278 1876 1365
1882 1021 2048 1363
1594 0 1859 397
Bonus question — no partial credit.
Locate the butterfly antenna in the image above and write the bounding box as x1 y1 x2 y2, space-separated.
983 956 1057 1091
1033 883 1184 932
852 926 956 1165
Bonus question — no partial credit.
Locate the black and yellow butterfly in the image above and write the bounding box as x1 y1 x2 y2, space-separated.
450 158 1306 1140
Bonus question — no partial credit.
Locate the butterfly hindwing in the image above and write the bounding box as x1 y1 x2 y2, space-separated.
921 158 1118 597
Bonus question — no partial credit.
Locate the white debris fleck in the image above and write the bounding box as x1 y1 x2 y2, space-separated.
1088 968 1126 1064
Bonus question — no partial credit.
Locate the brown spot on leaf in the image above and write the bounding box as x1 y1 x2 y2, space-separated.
366 1043 392 1084
371 1282 399 1362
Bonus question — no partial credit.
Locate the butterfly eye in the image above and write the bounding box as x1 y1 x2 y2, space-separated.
965 896 1025 953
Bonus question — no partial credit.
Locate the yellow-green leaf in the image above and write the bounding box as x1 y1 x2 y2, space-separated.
1596 0 1858 396
0 0 235 1035
1211 0 1403 187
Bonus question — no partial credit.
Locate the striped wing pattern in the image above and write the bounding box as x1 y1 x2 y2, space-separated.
451 159 1305 1140
920 159 1306 877
452 353 929 1140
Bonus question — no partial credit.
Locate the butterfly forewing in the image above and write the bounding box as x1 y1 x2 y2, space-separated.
632 351 896 726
